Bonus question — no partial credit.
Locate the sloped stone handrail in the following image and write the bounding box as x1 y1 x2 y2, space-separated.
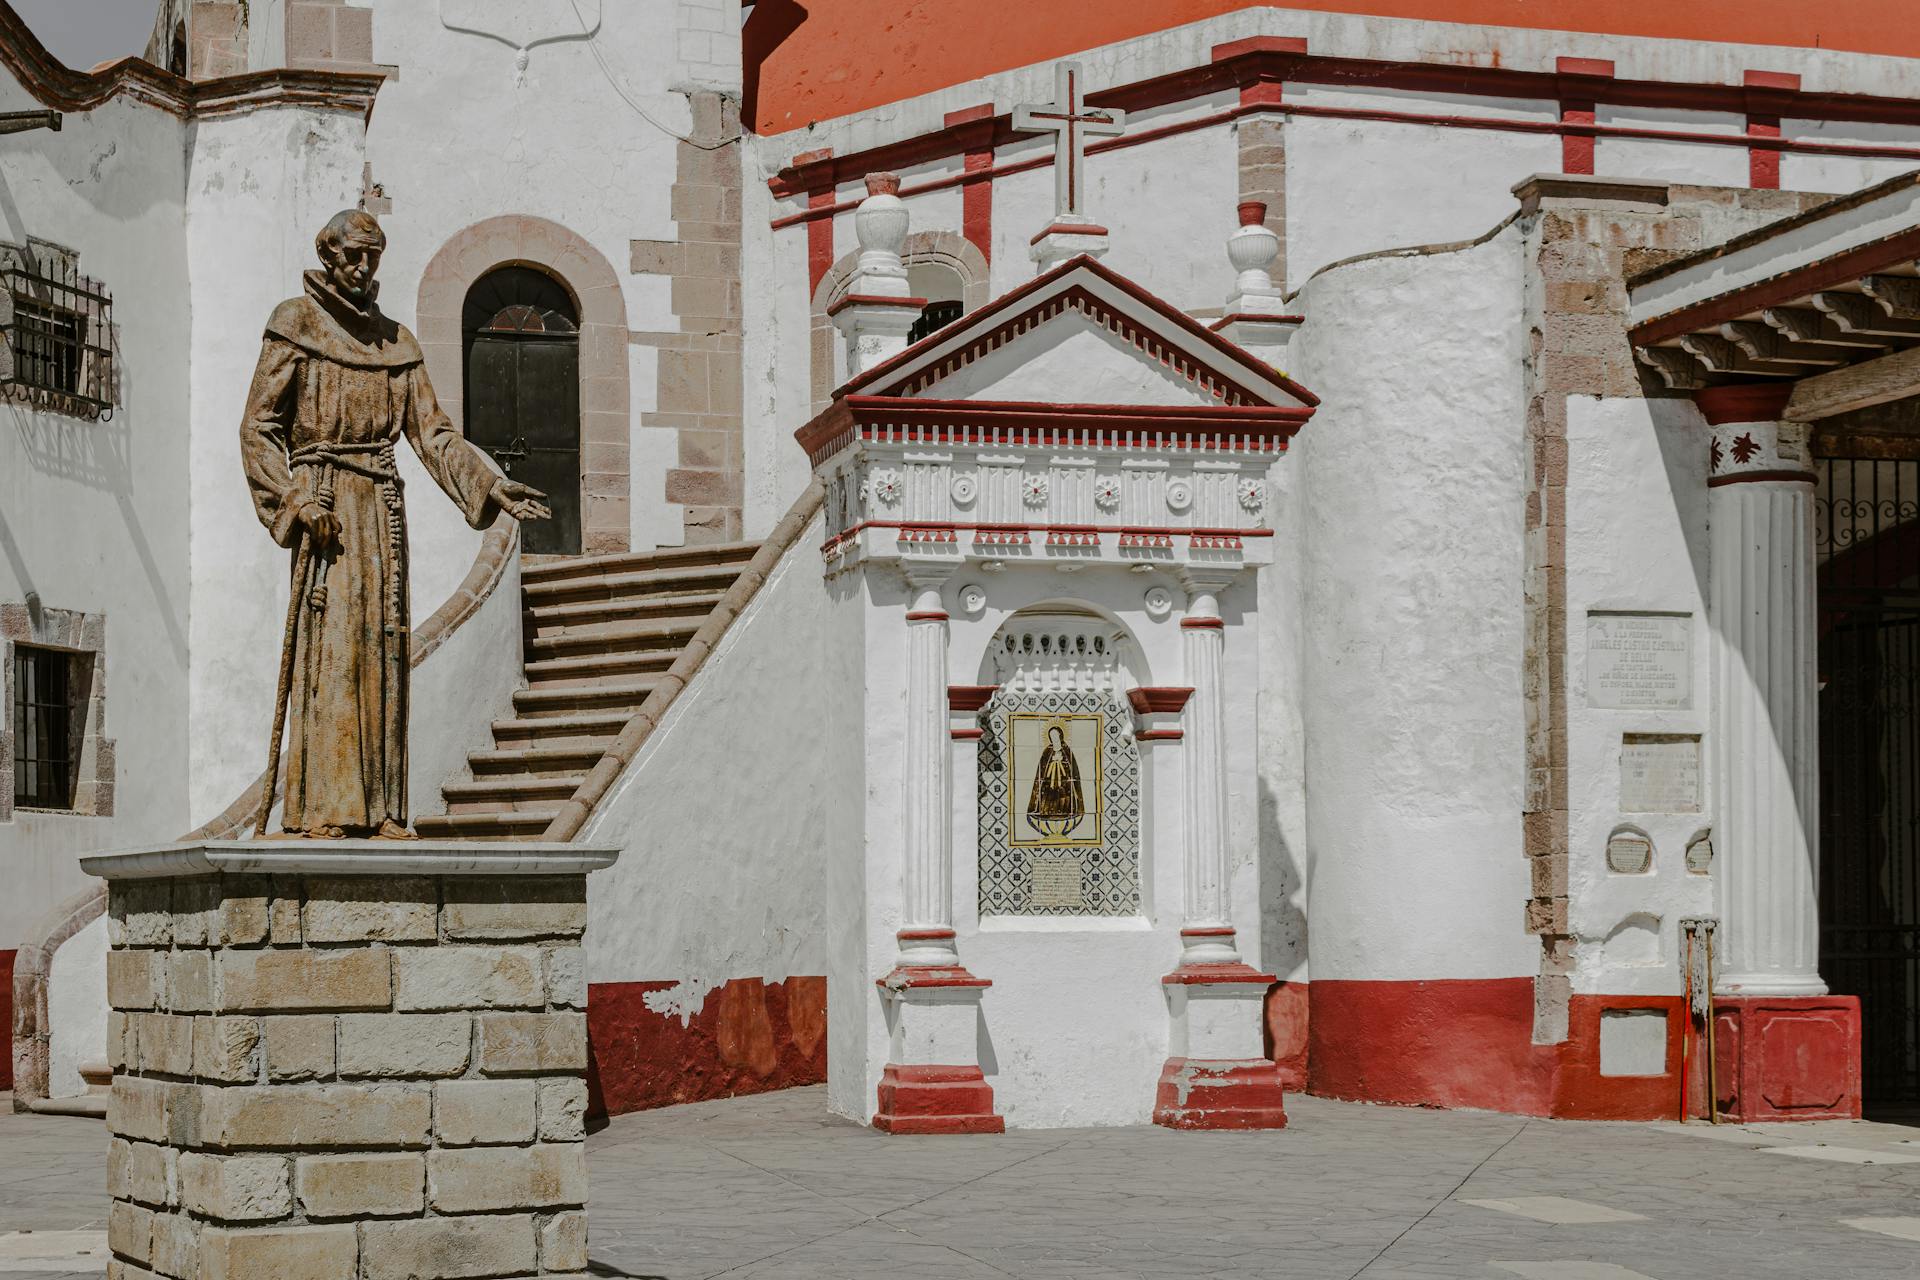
10 518 519 1109
541 479 827 842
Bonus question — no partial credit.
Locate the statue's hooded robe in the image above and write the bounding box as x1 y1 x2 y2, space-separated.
241 269 501 832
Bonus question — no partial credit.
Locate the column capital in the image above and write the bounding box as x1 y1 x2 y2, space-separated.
1694 382 1793 426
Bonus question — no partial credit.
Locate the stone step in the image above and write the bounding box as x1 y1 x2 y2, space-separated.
414 810 560 840
490 712 628 751
440 775 585 815
511 680 664 717
522 649 683 689
521 562 749 608
524 590 725 640
466 745 607 778
520 539 759 586
527 618 701 661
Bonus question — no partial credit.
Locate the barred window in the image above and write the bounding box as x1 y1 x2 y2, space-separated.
0 244 113 418
12 644 77 810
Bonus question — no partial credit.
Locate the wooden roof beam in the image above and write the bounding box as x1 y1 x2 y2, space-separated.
1762 306 1894 352
1636 344 1708 390
1786 342 1920 421
1718 321 1849 368
1816 290 1920 338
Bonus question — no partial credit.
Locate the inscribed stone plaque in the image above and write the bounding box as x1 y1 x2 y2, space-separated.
1030 855 1089 910
1587 613 1691 710
1620 734 1701 813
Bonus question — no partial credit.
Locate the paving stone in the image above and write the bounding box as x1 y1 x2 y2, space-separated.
1462 1196 1646 1224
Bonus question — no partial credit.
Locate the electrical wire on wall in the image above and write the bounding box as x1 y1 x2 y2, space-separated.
568 0 736 150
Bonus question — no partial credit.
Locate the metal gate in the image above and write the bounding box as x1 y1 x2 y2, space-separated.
1816 453 1920 1111
462 266 582 556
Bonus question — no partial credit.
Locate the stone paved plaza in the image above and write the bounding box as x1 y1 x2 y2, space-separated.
5 1086 1920 1278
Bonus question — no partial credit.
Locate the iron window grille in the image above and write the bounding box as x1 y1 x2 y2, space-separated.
12 643 76 810
0 244 113 419
907 299 965 346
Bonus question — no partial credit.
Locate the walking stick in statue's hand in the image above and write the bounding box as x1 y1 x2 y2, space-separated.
254 527 314 838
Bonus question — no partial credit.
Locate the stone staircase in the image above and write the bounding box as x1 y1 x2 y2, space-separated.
413 540 762 841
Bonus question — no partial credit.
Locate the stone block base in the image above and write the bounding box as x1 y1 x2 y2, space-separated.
1152 1058 1289 1130
873 1065 1005 1135
84 841 616 1280
1713 994 1862 1121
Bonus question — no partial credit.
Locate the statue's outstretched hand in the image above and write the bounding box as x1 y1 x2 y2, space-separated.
490 478 552 522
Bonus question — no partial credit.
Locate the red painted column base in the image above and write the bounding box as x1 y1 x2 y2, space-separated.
873 1065 1006 1135
1152 1058 1289 1130
1713 994 1862 1121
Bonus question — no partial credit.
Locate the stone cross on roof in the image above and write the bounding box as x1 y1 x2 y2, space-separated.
1013 61 1126 222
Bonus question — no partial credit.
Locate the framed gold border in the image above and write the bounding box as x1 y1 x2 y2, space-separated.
1008 711 1103 847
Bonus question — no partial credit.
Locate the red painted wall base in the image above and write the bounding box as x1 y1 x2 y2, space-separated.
1306 978 1827 1121
1 948 13 1092
1153 1057 1289 1129
1713 994 1862 1121
586 976 827 1118
873 1064 1006 1134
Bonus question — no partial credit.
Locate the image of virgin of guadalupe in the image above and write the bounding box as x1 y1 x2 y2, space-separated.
1026 723 1087 838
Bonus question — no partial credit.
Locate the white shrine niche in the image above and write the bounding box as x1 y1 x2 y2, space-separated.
976 614 1143 918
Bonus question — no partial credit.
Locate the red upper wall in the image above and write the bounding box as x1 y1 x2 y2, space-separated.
746 0 1920 133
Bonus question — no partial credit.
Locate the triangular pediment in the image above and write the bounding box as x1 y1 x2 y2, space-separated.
836 255 1318 412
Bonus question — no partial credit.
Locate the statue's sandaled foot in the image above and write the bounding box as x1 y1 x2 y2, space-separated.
374 819 417 840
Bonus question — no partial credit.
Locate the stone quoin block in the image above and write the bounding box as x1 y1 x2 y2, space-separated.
433 1079 536 1146
216 948 392 1012
477 1012 589 1074
137 1013 195 1077
196 1223 358 1280
201 1084 433 1150
263 1015 336 1081
109 1076 171 1143
107 1199 154 1265
214 878 271 946
178 1152 293 1221
393 945 545 1010
192 1017 260 1083
107 1138 130 1200
296 1152 426 1219
537 1077 588 1142
123 1141 176 1209
545 947 586 1009
148 1208 199 1279
426 1143 588 1213
108 1010 134 1070
540 1210 590 1272
109 882 173 946
359 1215 539 1280
166 951 214 1013
336 1013 474 1078
107 949 164 1011
443 879 586 940
302 876 438 943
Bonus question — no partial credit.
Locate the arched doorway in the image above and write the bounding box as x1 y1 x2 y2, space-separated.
463 266 582 555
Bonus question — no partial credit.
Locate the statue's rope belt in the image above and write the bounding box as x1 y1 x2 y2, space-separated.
290 441 406 623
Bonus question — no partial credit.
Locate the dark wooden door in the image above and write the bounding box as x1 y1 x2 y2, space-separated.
463 267 582 556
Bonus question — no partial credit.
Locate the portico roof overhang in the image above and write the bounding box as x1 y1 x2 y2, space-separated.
1627 170 1920 422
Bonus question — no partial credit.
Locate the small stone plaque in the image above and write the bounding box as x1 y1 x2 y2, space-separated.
1620 734 1701 813
1606 833 1653 875
1587 613 1691 710
1030 855 1088 910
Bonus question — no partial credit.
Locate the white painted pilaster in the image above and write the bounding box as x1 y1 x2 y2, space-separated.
899 571 959 967
1176 576 1239 965
1705 405 1825 997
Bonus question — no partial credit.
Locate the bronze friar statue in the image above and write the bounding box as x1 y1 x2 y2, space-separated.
242 210 549 839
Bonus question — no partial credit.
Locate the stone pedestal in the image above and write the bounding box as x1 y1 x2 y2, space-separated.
85 840 617 1280
1713 994 1862 1122
873 968 1002 1135
1154 969 1287 1130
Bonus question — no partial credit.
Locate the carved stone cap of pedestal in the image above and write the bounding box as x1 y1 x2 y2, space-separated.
82 839 621 881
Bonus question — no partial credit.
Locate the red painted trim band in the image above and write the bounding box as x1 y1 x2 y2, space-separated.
952 728 984 740
905 610 950 621
830 519 1274 540
1180 617 1226 629
1136 728 1184 741
898 927 956 941
1708 468 1818 487
1181 925 1238 937
1211 312 1304 331
1029 221 1111 244
1695 383 1794 425
1126 686 1196 714
1165 962 1276 986
948 683 999 711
